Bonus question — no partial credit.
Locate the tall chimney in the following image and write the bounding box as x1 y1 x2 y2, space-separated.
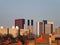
27 20 30 26
31 20 33 26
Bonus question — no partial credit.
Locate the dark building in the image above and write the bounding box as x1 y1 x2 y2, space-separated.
43 20 47 33
15 19 25 36
15 19 25 29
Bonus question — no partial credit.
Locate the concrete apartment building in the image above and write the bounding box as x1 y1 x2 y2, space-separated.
9 26 19 38
55 27 60 37
15 19 25 29
27 20 34 34
36 21 44 37
36 20 54 37
0 26 7 36
43 20 47 34
20 29 29 36
15 19 25 36
45 22 53 34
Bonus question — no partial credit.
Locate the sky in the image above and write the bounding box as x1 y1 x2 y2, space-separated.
0 0 60 33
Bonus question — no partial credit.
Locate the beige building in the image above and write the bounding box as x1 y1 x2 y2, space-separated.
45 22 53 34
0 26 7 36
27 26 34 34
45 24 52 34
27 20 34 34
55 27 60 37
20 29 29 36
9 26 19 38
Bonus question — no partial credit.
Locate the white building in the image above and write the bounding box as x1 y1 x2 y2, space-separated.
36 21 44 37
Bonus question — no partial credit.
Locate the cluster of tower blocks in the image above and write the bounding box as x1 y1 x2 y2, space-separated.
0 19 60 45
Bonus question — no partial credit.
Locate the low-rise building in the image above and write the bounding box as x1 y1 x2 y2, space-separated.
20 29 29 36
55 27 60 37
9 26 19 38
0 26 7 36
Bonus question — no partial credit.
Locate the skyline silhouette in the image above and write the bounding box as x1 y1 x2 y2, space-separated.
0 0 60 29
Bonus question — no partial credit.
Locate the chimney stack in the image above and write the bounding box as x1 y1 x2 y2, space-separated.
31 20 33 26
27 20 30 26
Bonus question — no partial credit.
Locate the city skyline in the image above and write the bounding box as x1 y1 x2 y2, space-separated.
0 0 60 45
0 0 60 28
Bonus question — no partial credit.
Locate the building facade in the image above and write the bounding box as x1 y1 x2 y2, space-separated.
36 21 44 37
55 27 60 37
15 19 25 36
15 19 25 29
27 19 34 34
43 20 47 33
0 26 7 36
9 26 18 38
45 22 53 34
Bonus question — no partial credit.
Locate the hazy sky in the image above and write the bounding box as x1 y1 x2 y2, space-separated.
0 0 60 30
